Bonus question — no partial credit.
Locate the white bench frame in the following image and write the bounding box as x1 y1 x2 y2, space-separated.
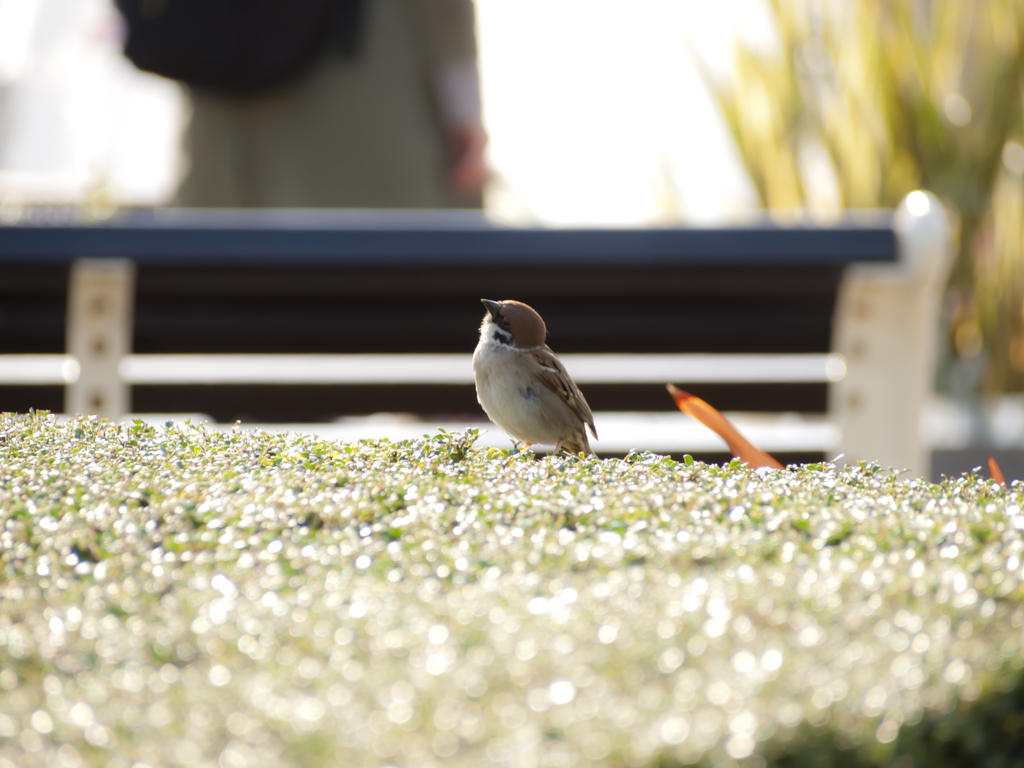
829 192 952 478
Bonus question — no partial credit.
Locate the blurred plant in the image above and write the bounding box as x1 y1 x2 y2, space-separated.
975 159 1024 390
697 0 1024 393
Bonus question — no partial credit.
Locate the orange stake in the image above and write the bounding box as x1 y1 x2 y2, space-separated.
666 384 784 470
989 456 1007 487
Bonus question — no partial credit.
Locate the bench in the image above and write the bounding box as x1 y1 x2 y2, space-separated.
0 193 951 476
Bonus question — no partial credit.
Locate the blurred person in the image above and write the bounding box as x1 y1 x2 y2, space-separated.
117 0 485 208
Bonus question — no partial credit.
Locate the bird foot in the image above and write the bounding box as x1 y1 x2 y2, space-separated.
510 441 533 457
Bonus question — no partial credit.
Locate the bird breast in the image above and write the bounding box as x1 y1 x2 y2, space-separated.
473 338 572 445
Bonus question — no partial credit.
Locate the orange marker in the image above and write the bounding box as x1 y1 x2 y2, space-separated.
666 384 784 470
989 456 1007 488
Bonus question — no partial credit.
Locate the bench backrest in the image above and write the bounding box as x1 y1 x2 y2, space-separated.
0 209 895 421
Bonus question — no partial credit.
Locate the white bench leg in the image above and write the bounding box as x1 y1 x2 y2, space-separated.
830 192 952 478
65 258 136 420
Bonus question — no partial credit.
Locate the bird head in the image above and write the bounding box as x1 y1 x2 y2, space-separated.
480 299 547 349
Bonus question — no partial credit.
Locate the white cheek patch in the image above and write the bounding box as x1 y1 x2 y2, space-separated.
481 320 514 347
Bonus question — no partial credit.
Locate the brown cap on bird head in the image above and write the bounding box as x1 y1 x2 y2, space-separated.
481 299 548 349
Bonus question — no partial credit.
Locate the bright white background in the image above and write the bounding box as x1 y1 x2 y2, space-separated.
0 0 776 222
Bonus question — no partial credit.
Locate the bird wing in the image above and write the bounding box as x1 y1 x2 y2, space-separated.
530 347 598 439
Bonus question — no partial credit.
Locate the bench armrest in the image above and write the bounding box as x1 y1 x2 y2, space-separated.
830 192 953 478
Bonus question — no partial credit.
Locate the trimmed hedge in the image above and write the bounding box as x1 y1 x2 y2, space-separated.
0 411 1022 767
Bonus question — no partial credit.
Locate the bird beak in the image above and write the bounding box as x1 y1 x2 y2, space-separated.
481 299 502 322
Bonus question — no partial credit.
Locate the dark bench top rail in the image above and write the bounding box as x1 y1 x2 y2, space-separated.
1 208 896 265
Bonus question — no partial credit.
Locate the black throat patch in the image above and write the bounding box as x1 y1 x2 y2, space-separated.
492 329 514 346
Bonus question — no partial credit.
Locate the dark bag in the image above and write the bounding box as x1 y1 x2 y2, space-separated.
115 0 362 94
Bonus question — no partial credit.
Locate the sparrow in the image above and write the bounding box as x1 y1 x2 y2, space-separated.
472 299 597 455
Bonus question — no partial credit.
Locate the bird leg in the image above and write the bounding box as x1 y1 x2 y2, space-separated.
510 441 533 457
